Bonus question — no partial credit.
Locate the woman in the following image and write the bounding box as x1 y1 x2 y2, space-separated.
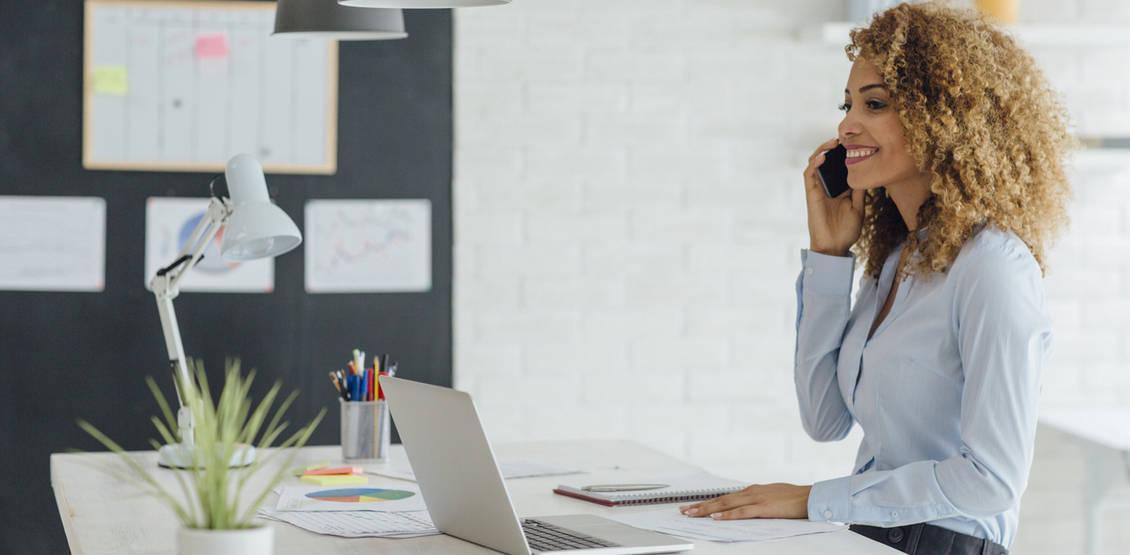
679 3 1072 554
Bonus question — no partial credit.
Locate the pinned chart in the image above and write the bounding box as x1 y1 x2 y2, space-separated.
304 199 432 293
144 197 274 293
0 196 106 292
83 0 338 174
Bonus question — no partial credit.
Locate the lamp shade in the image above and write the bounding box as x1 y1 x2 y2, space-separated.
340 0 509 8
220 154 302 261
273 0 408 40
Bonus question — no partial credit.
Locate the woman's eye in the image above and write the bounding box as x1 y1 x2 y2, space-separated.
838 103 851 112
866 100 886 110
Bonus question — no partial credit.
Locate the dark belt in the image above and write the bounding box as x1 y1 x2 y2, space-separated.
849 523 1008 555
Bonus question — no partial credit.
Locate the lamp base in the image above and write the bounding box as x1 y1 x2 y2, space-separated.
157 442 257 469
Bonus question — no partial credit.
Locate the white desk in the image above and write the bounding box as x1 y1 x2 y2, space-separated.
52 440 898 554
1040 409 1130 555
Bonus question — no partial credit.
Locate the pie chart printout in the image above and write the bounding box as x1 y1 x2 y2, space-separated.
305 488 417 504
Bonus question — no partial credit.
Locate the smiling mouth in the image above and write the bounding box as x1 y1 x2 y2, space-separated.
846 148 878 165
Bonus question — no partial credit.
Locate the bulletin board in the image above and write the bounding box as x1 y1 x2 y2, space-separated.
82 0 339 174
3 2 452 552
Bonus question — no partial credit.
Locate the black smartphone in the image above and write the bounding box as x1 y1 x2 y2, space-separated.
816 144 850 198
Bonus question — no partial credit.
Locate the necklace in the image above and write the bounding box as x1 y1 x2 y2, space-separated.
895 231 919 283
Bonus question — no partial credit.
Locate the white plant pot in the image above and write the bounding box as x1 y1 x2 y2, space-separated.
177 524 274 555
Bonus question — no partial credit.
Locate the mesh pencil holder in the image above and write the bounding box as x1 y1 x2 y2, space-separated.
340 399 390 463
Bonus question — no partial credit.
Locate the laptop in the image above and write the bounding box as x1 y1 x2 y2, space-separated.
380 376 694 555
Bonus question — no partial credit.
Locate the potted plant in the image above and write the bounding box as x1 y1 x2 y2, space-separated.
78 360 325 555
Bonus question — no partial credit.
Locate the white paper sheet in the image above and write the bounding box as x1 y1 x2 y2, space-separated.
304 199 431 293
608 507 844 543
275 484 428 513
258 507 438 538
0 196 105 291
365 459 584 482
144 197 274 292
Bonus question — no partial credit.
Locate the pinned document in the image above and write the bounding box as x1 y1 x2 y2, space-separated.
304 200 432 293
144 197 274 292
0 196 105 291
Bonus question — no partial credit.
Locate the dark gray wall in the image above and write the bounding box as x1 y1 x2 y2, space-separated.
0 3 453 553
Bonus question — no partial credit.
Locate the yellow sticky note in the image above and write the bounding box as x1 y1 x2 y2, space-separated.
300 474 368 486
292 462 332 477
92 65 128 96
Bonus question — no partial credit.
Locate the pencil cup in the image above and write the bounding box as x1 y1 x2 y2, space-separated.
340 399 390 463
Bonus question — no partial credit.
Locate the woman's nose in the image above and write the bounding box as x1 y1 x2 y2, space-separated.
838 116 862 141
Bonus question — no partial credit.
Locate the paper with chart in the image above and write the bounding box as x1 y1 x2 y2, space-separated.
276 484 428 513
83 0 337 173
0 197 106 291
305 200 432 293
258 507 438 538
608 508 843 543
144 197 273 292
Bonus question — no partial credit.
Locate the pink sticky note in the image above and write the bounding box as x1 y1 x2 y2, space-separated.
195 34 229 59
304 466 362 476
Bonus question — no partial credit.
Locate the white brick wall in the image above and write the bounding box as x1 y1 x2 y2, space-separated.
453 1 1130 553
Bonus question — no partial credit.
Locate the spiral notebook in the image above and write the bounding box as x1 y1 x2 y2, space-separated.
553 473 746 507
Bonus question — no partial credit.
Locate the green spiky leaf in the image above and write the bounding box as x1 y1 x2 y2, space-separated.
76 359 322 530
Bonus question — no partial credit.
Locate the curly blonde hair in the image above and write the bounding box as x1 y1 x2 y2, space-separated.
847 1 1074 279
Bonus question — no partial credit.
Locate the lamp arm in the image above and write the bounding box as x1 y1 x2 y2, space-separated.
162 197 232 292
148 197 232 444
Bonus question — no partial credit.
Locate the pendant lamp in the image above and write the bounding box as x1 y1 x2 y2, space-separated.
274 0 408 40
339 0 510 8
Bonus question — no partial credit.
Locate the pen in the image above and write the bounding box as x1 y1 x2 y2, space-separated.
369 367 376 401
361 367 371 403
332 371 347 401
353 349 364 376
581 483 669 492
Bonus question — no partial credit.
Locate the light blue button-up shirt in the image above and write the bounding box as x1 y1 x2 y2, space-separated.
795 225 1052 549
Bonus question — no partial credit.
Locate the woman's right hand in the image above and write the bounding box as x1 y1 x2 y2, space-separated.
803 138 865 257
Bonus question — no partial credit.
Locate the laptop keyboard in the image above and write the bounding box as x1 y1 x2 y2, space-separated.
521 518 619 552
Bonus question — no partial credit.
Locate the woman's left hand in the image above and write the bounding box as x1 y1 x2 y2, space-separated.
679 483 813 520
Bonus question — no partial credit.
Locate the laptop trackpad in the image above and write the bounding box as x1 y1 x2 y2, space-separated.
532 513 693 550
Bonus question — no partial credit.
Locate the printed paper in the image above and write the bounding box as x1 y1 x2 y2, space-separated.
0 196 105 291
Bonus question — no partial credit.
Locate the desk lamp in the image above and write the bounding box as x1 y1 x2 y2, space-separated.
150 153 302 469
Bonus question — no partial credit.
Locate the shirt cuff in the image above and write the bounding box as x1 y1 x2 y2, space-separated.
808 475 853 523
800 249 855 297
